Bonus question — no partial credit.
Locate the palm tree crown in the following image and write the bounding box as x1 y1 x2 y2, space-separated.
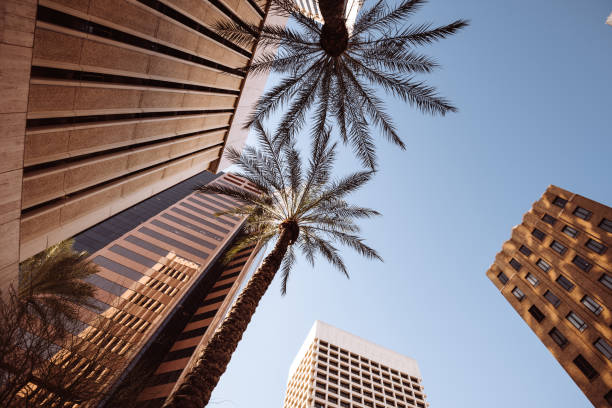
202 122 382 293
163 125 381 407
18 240 100 322
216 0 468 169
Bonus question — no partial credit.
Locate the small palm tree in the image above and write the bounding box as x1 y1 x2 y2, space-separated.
216 0 468 169
18 240 100 323
163 124 382 407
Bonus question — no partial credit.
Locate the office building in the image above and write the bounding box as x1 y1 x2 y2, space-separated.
17 170 263 406
292 0 361 29
0 0 278 290
487 185 612 407
283 320 429 408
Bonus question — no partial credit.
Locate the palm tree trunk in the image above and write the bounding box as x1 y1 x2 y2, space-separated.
318 0 349 56
162 227 293 408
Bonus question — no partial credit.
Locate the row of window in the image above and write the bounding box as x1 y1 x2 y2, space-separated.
515 275 604 320
314 370 424 401
526 304 612 363
498 268 612 296
315 378 424 406
318 342 419 383
552 196 612 233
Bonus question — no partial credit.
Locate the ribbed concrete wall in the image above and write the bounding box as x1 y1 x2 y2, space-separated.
10 0 272 274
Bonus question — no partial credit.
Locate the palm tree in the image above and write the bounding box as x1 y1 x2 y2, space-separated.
216 0 468 169
18 239 100 323
162 124 382 407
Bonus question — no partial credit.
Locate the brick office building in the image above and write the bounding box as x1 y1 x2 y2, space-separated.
487 185 612 407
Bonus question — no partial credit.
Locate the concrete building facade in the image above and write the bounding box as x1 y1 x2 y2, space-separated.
283 321 429 408
487 185 612 407
0 0 276 289
292 0 361 29
19 170 263 406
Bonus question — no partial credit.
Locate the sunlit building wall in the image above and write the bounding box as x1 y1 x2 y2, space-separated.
487 185 612 407
283 320 430 408
0 0 276 290
19 171 262 406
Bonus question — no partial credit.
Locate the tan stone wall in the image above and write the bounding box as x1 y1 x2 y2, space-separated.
0 0 37 290
12 0 270 271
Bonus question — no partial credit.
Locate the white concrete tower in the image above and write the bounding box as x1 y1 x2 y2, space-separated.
283 321 429 408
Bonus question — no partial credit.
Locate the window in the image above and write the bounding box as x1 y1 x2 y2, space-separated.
599 218 612 233
562 225 578 238
536 258 551 272
314 402 324 408
581 295 603 315
572 255 592 272
542 214 556 225
512 287 525 301
550 240 567 255
567 311 587 332
509 258 522 271
519 245 532 256
526 273 539 287
532 228 546 241
594 338 612 361
552 196 567 208
497 271 509 284
548 328 569 349
317 381 326 389
544 290 561 308
556 275 574 291
605 390 612 406
599 274 612 290
528 305 545 322
586 239 607 254
573 207 592 220
573 355 599 380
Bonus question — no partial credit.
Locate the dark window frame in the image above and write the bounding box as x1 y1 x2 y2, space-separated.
548 328 569 349
532 228 546 241
542 214 557 225
511 286 525 301
544 290 561 308
599 218 612 233
573 206 592 220
572 255 592 272
585 238 607 254
497 271 509 284
509 258 522 271
562 225 579 238
556 275 575 291
552 196 567 208
573 355 599 380
550 240 568 255
519 245 532 256
528 305 545 322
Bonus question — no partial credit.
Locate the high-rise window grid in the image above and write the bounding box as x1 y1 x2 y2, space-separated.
487 186 612 408
290 339 427 408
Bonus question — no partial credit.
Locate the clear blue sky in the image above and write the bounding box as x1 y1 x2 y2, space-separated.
211 1 612 407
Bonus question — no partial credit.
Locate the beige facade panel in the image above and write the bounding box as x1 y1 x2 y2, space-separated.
2 0 273 284
0 0 36 289
487 185 612 407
